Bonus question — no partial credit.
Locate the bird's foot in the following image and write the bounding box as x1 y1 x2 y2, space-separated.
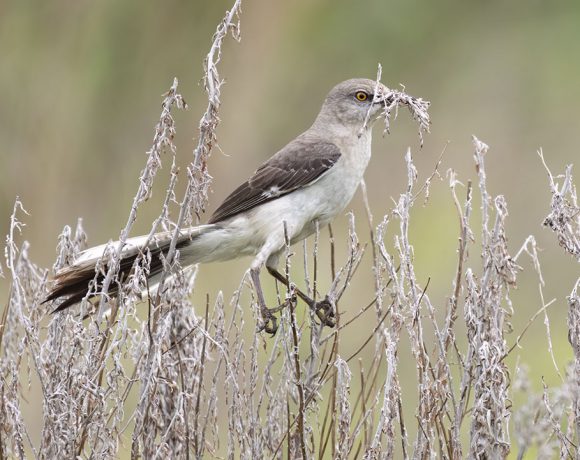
256 308 278 335
309 295 336 328
255 293 335 334
256 297 293 335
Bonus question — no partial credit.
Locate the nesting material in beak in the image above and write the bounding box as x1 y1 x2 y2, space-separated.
364 64 431 146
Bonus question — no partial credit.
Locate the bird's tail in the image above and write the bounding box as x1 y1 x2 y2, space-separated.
45 224 219 313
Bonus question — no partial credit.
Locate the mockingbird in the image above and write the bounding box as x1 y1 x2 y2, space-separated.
46 78 391 333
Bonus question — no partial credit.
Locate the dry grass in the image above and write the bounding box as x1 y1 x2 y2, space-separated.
1 1 579 459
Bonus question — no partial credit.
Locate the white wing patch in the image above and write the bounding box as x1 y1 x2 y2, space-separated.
262 185 281 198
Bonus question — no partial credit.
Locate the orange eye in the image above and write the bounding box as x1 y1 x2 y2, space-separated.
355 91 368 101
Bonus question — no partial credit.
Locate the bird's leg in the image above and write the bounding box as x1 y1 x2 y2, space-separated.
266 267 336 328
250 267 284 335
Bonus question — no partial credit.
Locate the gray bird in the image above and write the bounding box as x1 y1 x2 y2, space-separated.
46 78 390 333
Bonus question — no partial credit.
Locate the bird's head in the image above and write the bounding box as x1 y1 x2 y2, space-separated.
317 78 389 129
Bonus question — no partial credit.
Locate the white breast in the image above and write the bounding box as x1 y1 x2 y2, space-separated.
207 129 373 264
310 129 372 222
251 129 372 242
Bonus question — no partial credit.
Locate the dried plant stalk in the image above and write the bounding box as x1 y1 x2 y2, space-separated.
540 150 580 261
365 64 431 145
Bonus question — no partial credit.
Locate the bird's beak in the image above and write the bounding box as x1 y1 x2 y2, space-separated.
373 91 393 106
373 83 392 105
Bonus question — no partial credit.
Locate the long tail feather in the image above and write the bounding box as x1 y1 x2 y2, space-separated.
45 226 215 313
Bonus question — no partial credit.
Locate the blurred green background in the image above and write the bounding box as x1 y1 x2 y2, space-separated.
1 0 579 456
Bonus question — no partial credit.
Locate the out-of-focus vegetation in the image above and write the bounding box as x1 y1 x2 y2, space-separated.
1 1 579 457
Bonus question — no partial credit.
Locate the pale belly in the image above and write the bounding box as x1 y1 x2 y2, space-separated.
190 129 373 266
248 135 372 247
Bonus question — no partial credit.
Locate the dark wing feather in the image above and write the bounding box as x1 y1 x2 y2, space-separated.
46 238 191 313
209 139 341 224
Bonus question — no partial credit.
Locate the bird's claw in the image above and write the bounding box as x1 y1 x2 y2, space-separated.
256 296 295 335
256 310 278 335
310 296 336 328
256 294 335 335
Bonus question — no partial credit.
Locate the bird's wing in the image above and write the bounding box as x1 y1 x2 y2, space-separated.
208 139 341 224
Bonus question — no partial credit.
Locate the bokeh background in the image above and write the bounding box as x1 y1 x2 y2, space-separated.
1 0 579 456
